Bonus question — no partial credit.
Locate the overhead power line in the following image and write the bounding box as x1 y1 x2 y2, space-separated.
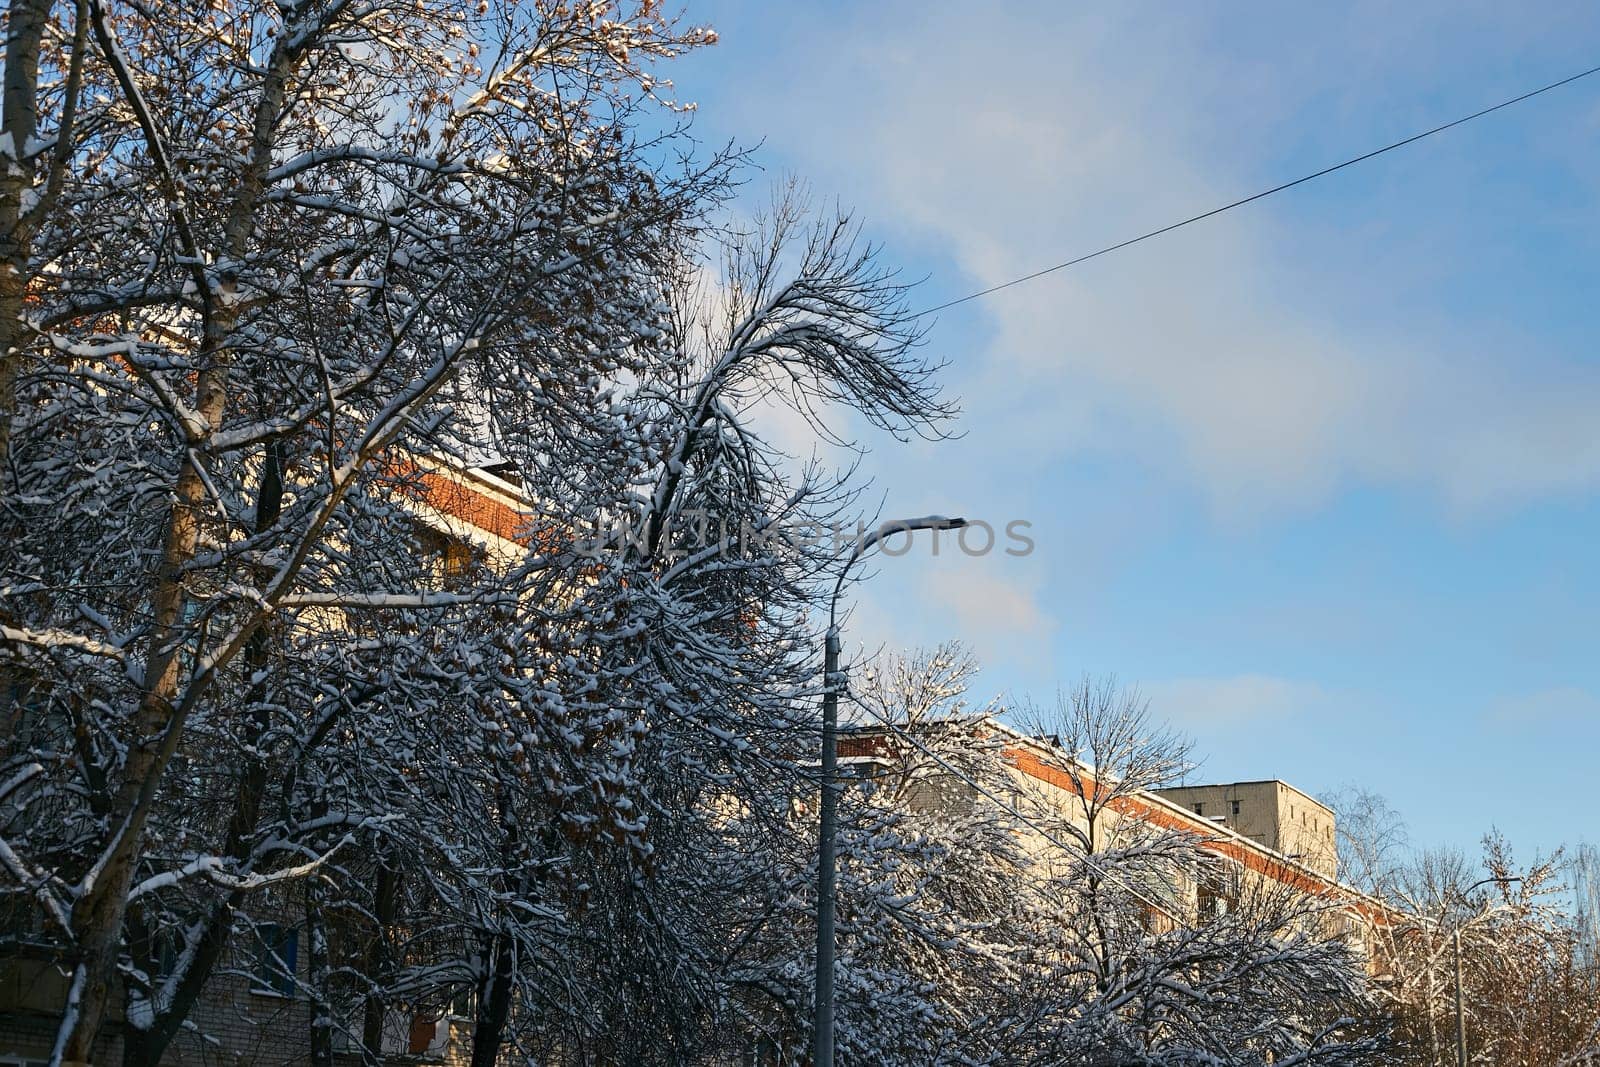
915 62 1600 317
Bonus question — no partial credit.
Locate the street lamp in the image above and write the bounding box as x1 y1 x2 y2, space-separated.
1450 875 1522 1067
812 515 965 1067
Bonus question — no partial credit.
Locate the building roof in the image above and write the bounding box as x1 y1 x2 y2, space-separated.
1160 779 1336 816
841 716 1398 925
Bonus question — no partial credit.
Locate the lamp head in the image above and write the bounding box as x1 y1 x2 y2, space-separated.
853 515 966 558
882 514 967 535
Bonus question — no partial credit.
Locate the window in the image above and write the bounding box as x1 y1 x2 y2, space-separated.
1193 802 1204 816
0 897 47 946
150 927 179 982
1 678 47 751
1230 800 1241 816
177 601 203 674
1197 883 1230 919
748 1035 784 1066
442 539 477 579
448 986 477 1019
250 923 298 997
1197 864 1240 921
416 526 482 587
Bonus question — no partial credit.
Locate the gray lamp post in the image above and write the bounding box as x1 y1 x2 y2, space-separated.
812 516 965 1067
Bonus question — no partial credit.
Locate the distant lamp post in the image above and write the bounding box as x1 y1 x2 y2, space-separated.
1451 875 1522 1067
812 516 965 1067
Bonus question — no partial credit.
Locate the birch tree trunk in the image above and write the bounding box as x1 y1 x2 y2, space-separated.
57 14 299 1058
0 0 48 487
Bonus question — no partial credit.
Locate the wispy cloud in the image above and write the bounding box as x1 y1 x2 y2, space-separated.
843 554 1057 682
718 2 1600 518
1486 685 1600 724
1139 674 1331 730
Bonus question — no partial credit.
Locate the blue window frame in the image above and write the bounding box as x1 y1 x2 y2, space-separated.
250 923 298 997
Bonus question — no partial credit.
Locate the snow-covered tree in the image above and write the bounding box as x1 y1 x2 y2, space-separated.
1326 788 1600 1066
707 644 1040 1065
1 1 969 1052
0 0 724 1058
2 2 1405 1064
994 680 1382 1066
494 196 959 1062
707 660 1384 1066
1365 836 1600 1066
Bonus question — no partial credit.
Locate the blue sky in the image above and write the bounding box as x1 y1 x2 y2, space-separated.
670 2 1600 860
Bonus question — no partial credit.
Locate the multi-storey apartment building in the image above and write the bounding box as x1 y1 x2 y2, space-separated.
841 720 1393 970
3 454 1392 1063
1156 779 1338 879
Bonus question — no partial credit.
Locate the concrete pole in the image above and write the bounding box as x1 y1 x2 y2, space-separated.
808 516 963 1066
1454 925 1467 1067
812 627 842 1067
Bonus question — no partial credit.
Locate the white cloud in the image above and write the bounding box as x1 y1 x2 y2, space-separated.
1486 685 1600 723
1139 674 1330 730
721 2 1600 517
925 564 1050 660
841 554 1056 682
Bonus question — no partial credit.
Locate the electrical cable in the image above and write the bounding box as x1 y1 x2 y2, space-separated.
914 62 1600 317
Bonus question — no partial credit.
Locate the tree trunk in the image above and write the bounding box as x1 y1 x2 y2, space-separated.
0 0 48 493
470 776 521 1067
362 863 402 1066
68 437 227 1062
469 931 514 1067
307 879 335 1067
54 19 301 1054
119 444 286 1067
